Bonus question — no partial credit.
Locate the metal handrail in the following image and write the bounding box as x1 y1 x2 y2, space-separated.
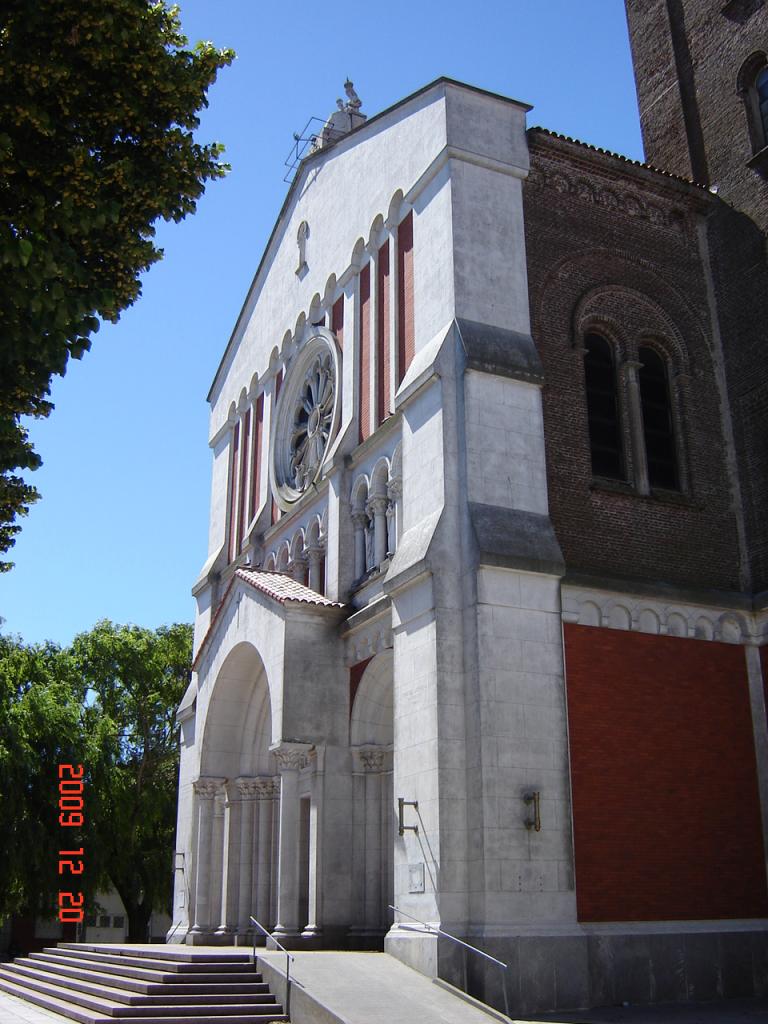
389 904 510 1017
250 916 295 1019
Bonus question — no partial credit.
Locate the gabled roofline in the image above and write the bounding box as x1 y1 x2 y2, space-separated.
206 77 533 404
192 568 345 671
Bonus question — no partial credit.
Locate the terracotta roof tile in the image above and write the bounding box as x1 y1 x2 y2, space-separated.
235 568 345 608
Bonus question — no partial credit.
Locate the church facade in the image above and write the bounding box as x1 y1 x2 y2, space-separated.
172 5 768 1014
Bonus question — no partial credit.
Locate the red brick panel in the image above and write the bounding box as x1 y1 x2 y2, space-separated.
349 657 373 718
332 296 344 351
271 371 283 526
564 623 768 922
377 241 391 426
359 264 371 443
397 212 414 386
249 394 264 522
236 408 250 551
227 421 240 563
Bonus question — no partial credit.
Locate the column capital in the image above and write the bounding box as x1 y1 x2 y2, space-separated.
193 777 226 799
367 494 388 517
352 745 391 773
271 742 312 771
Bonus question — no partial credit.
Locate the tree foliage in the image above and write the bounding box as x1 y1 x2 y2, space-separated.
0 2 234 569
0 620 193 941
0 636 92 918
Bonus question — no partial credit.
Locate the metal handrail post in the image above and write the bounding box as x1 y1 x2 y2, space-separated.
390 904 510 1015
250 916 294 1019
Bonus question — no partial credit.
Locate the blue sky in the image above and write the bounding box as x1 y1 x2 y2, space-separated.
0 1 644 646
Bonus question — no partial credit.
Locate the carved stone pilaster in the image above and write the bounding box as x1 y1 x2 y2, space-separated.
272 744 311 772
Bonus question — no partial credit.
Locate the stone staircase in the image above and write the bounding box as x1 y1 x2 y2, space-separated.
0 943 287 1023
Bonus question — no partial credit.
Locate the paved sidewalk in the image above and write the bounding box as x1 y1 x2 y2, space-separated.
0 990 73 1024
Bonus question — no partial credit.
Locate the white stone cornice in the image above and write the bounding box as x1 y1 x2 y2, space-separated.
562 583 764 644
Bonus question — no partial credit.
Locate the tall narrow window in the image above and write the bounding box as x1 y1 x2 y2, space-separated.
248 394 264 522
376 241 390 427
757 66 768 144
584 333 624 480
236 409 250 551
271 371 283 525
397 212 414 386
638 347 678 490
227 422 240 562
358 264 371 443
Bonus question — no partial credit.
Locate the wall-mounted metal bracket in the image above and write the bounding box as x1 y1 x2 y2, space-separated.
398 797 419 836
523 790 541 832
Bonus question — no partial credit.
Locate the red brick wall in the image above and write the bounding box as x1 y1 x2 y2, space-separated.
359 264 371 443
761 645 768 729
397 212 414 386
564 623 768 922
524 138 744 592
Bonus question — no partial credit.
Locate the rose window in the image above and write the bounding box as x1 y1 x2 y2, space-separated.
271 329 341 510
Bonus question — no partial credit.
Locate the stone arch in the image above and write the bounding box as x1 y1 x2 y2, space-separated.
349 650 394 938
637 607 661 635
200 641 274 779
666 611 689 638
351 650 394 747
370 456 390 498
608 603 631 630
578 600 601 627
716 612 746 644
264 553 276 572
276 542 290 572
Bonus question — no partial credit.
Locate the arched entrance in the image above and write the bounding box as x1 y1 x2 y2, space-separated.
190 642 277 943
349 650 394 945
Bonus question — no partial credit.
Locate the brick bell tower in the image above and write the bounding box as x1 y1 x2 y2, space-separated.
624 0 768 232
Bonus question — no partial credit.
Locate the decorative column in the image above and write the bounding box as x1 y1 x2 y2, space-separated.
622 359 650 495
307 543 325 593
386 477 400 557
210 790 226 934
272 744 310 940
216 782 242 937
350 748 388 938
290 554 308 585
189 778 225 938
352 510 368 580
236 779 260 937
368 495 389 568
255 777 279 928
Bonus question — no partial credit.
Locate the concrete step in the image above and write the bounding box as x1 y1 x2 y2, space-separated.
28 952 258 986
47 947 257 974
2 962 275 1006
0 966 284 1019
14 956 268 995
58 944 252 964
1 946 287 1024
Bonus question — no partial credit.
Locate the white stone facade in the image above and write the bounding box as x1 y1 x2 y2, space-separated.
172 78 768 1013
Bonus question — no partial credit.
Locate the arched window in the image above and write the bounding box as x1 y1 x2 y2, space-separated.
756 66 768 144
738 53 768 155
584 333 624 480
638 347 678 490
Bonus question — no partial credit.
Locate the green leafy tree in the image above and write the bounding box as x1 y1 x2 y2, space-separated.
0 620 192 942
0 2 234 569
71 620 193 941
0 635 96 919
